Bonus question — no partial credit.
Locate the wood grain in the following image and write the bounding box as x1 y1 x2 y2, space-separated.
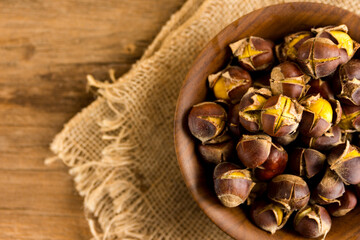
175 3 360 240
0 0 185 239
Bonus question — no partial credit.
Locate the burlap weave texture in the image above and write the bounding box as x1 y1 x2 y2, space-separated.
49 0 360 239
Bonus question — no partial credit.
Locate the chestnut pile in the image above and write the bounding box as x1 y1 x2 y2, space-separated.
187 25 360 239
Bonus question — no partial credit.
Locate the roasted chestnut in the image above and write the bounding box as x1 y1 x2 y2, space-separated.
338 105 360 132
208 66 252 103
327 189 357 217
238 87 272 132
299 94 333 137
254 143 288 181
301 125 343 151
333 59 360 106
250 200 289 234
288 148 326 178
229 36 275 71
261 95 303 137
236 134 272 168
198 140 234 164
268 174 310 211
276 31 313 62
294 204 331 239
188 102 227 143
297 37 342 78
328 141 360 185
270 61 310 99
313 167 345 205
313 24 359 64
213 162 254 207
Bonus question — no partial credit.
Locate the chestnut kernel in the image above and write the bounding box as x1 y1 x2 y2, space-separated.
188 102 227 143
268 174 310 211
313 167 345 205
261 95 303 137
299 94 333 137
198 140 234 165
289 148 326 178
229 36 275 71
255 143 288 181
328 141 360 185
236 134 272 168
297 37 342 78
327 189 357 217
250 200 289 234
213 162 254 207
208 66 252 103
238 87 272 132
276 31 313 62
270 61 310 99
294 204 331 239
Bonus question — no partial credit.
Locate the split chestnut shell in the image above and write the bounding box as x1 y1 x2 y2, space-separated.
261 95 303 137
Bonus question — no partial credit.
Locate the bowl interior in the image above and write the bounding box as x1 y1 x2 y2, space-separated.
175 2 360 240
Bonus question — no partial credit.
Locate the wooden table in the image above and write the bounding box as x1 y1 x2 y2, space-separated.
0 1 185 239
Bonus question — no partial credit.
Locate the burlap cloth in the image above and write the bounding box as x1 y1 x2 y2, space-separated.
47 0 360 239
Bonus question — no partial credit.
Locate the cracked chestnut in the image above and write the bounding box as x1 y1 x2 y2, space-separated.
250 200 289 234
328 141 360 185
297 37 342 78
327 189 357 217
294 204 331 239
339 105 360 132
236 134 272 168
301 125 343 151
299 94 333 137
229 36 275 71
313 24 359 64
238 87 272 132
261 95 303 137
288 148 326 178
208 66 252 103
267 174 310 211
313 167 345 205
276 31 313 62
334 59 360 106
270 61 310 99
213 162 254 207
188 102 227 143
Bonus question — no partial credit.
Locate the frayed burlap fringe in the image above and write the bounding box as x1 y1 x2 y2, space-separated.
49 0 360 239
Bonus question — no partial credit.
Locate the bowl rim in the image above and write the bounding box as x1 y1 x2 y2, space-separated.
174 2 360 239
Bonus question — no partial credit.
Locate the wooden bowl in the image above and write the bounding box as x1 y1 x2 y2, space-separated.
175 2 360 240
